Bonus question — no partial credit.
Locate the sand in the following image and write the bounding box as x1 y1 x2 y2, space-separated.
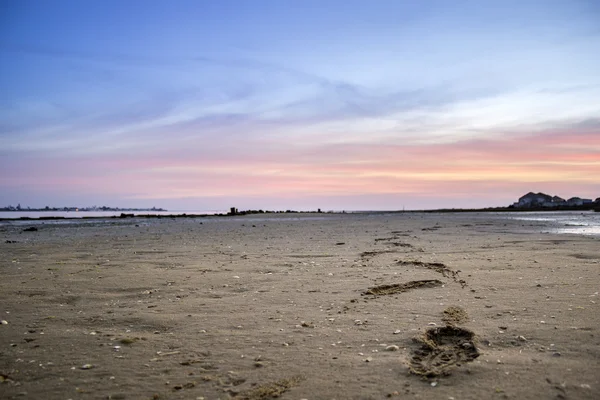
0 212 598 399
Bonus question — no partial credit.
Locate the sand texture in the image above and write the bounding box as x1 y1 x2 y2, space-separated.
1 212 599 399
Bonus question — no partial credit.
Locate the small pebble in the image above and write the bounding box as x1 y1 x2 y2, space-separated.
1 320 8 325
385 345 400 351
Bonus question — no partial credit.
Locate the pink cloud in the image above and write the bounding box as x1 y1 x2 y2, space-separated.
2 127 598 209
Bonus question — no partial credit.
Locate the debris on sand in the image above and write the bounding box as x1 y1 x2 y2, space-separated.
442 306 469 326
409 326 480 377
363 280 443 296
118 337 139 345
0 373 15 384
238 376 303 400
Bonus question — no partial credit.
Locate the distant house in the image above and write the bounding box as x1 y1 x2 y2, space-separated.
543 195 567 207
566 197 592 206
513 192 597 209
515 192 553 208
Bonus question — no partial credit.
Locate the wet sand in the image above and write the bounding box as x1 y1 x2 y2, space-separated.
1 212 599 399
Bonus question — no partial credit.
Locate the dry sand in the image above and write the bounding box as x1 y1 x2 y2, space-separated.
1 212 599 399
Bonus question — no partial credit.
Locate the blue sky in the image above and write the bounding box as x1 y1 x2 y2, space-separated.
1 0 599 210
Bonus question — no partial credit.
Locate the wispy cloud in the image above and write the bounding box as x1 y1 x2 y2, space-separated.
2 0 599 209
3 124 597 208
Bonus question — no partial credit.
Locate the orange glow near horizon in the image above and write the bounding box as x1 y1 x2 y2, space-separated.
4 128 596 209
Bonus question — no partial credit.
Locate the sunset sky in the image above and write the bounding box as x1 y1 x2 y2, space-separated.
1 0 599 211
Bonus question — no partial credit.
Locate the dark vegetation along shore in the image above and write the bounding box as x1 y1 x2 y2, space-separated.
0 209 327 222
2 204 599 222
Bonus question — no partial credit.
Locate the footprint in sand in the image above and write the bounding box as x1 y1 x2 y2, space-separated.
409 325 480 377
397 260 467 288
363 279 443 296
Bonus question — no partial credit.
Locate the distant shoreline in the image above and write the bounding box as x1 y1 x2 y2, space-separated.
1 204 598 222
0 207 166 212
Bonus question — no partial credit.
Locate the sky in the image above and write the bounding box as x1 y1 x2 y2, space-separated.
1 0 599 211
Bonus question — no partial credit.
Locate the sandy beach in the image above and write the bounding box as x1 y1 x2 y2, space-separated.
1 212 598 400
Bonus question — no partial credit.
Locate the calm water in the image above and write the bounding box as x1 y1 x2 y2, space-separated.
0 210 224 226
0 210 223 220
0 210 330 226
498 210 600 237
1 210 598 237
